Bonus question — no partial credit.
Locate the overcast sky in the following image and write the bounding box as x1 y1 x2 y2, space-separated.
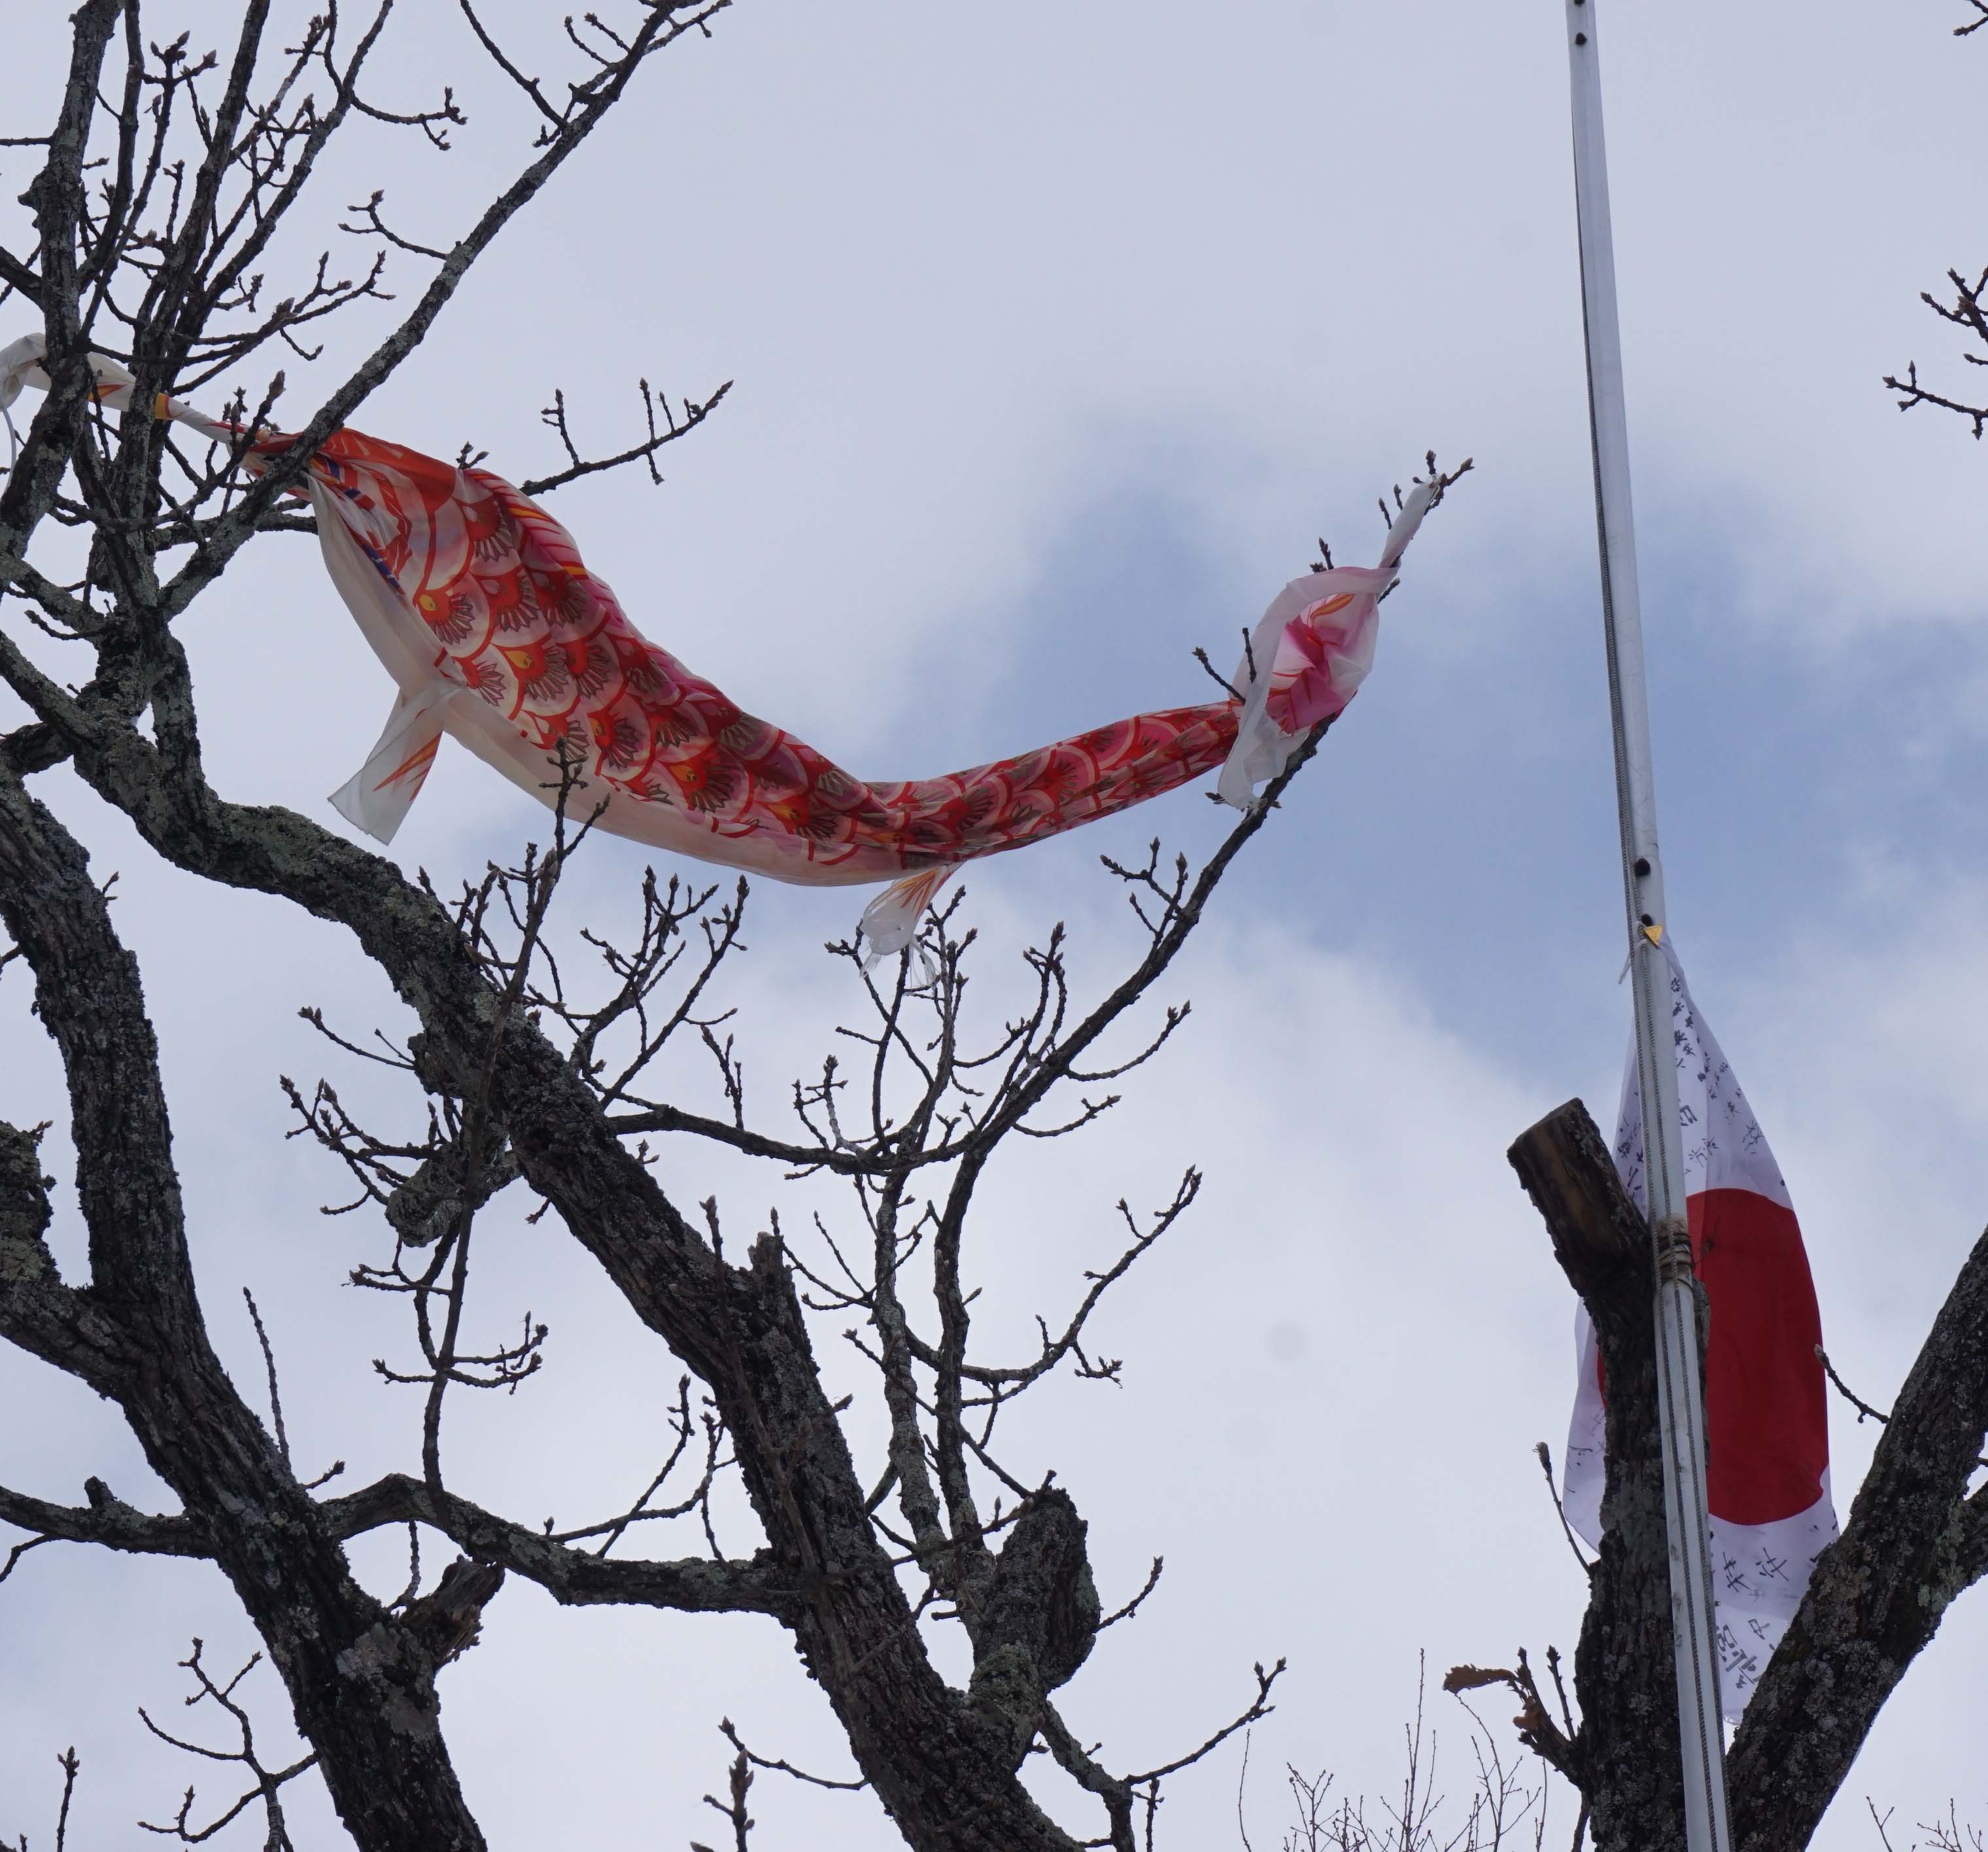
5 3 1988 1847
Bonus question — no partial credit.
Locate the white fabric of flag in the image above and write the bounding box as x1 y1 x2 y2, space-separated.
1564 941 1836 1716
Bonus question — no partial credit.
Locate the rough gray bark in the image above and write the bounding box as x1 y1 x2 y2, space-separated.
1507 1099 1988 1852
1507 1099 1682 1852
1728 1227 1988 1852
0 777 490 1852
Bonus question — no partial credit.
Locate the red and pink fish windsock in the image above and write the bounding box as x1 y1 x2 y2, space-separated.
0 335 1434 952
302 432 1431 953
1562 940 1834 1715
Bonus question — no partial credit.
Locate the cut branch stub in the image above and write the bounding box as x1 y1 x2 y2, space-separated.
1507 1098 1651 1347
399 1557 506 1669
1507 1097 1683 1852
385 1146 520 1249
967 1489 1101 1769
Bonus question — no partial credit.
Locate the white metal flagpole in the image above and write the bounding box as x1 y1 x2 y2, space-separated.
1562 4 1734 1850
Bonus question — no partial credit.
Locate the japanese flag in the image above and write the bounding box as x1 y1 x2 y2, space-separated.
1562 941 1835 1716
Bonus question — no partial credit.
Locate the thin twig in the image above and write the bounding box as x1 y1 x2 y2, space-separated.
241 1289 290 1466
1534 1441 1593 1573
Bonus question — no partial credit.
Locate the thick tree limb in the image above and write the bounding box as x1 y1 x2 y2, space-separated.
965 1490 1101 1768
0 764 491 1852
0 1118 57 1275
320 1473 793 1616
1509 1099 1681 1852
0 246 43 304
0 1477 208 1566
0 1116 143 1390
1728 1223 1988 1852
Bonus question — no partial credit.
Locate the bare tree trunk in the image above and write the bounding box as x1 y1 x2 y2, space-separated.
1508 1100 1684 1852
0 781 489 1852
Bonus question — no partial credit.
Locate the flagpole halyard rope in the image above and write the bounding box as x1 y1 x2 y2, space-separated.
1563 5 1734 1849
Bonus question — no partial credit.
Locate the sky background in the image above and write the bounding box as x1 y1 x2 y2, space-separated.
3 1 1988 1847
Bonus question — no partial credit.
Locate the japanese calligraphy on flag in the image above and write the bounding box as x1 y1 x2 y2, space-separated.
1562 941 1835 1716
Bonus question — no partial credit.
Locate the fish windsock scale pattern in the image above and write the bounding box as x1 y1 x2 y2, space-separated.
300 427 1244 884
0 334 1431 952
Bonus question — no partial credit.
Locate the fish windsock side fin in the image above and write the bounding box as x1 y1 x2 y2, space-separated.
858 866 956 969
330 690 454 844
